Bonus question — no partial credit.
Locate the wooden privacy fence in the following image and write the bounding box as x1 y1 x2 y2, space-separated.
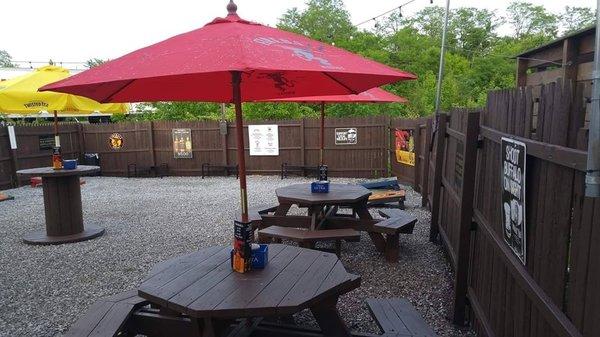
428 81 598 337
0 115 428 188
0 123 83 189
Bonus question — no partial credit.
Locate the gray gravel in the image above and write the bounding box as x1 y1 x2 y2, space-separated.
0 176 474 337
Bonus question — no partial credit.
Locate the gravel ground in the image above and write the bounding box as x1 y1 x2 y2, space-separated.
0 176 474 337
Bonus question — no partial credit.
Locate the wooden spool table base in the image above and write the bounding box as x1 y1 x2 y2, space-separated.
17 165 103 246
23 225 105 245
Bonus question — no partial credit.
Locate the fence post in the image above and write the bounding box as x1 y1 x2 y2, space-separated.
429 113 447 242
300 118 306 167
148 121 156 168
414 121 422 192
421 118 433 207
452 111 480 325
221 121 228 166
76 123 85 161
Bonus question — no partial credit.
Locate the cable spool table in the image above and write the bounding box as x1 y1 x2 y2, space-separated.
17 165 104 245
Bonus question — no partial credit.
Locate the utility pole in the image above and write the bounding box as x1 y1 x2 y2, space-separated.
585 0 600 197
434 0 450 116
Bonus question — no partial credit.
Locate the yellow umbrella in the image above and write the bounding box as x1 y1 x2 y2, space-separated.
0 65 128 114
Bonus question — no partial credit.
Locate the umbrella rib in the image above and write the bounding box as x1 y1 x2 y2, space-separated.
103 79 136 103
322 72 359 95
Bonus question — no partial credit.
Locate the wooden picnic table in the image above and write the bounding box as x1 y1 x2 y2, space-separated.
260 183 391 252
138 244 360 337
16 165 104 245
272 183 374 230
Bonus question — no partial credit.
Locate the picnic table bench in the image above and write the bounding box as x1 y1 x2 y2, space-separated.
367 298 438 337
64 290 149 337
258 226 360 256
201 163 239 179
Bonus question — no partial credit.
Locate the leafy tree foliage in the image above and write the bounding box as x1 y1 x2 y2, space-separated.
560 7 596 34
85 58 106 68
110 0 595 122
0 50 15 68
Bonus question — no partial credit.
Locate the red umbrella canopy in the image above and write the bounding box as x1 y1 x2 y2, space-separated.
40 3 415 103
259 87 408 103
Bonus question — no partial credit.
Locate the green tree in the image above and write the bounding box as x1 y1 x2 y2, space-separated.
0 50 15 68
507 1 559 39
278 0 356 44
85 58 106 68
560 6 595 34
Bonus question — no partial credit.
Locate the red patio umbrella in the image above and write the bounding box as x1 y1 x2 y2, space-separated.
260 87 407 165
41 1 416 222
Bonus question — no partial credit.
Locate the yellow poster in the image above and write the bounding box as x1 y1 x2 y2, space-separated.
395 129 415 166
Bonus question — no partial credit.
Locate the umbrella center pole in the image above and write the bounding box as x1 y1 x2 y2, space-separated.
232 71 248 222
320 102 325 166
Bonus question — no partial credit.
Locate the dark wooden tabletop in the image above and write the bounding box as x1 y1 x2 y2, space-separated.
139 244 360 319
276 183 371 205
16 165 100 177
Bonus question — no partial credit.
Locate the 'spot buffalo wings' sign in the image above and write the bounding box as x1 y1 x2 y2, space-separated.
501 137 527 264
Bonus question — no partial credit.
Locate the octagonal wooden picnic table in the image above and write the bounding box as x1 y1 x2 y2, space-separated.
138 244 360 337
16 165 104 245
260 183 387 251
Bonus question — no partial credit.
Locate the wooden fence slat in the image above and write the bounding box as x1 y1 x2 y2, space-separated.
428 114 447 242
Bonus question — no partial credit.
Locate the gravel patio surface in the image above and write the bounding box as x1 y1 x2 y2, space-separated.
0 176 474 337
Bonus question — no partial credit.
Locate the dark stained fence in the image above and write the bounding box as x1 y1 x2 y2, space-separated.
10 123 82 185
0 127 15 189
429 82 598 337
389 117 430 188
153 120 224 176
73 116 394 178
82 122 153 176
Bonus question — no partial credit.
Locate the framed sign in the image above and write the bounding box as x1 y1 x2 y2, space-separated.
501 137 527 264
335 128 357 145
109 133 124 150
172 128 193 159
249 125 279 156
39 135 55 150
394 129 415 166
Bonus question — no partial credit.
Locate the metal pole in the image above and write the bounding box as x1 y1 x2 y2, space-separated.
434 0 450 115
585 0 600 197
232 71 249 221
320 102 325 165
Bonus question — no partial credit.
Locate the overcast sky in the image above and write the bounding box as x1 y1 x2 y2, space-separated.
0 0 595 66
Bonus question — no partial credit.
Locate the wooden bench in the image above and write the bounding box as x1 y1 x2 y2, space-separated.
257 226 360 256
201 163 239 179
368 189 406 209
64 289 149 337
371 209 418 262
237 205 278 231
127 163 169 178
367 298 438 337
281 163 319 179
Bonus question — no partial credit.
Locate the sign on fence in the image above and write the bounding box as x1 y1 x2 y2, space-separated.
109 133 123 150
501 137 527 264
249 125 279 156
335 128 357 145
39 135 55 150
172 128 193 159
394 128 415 166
